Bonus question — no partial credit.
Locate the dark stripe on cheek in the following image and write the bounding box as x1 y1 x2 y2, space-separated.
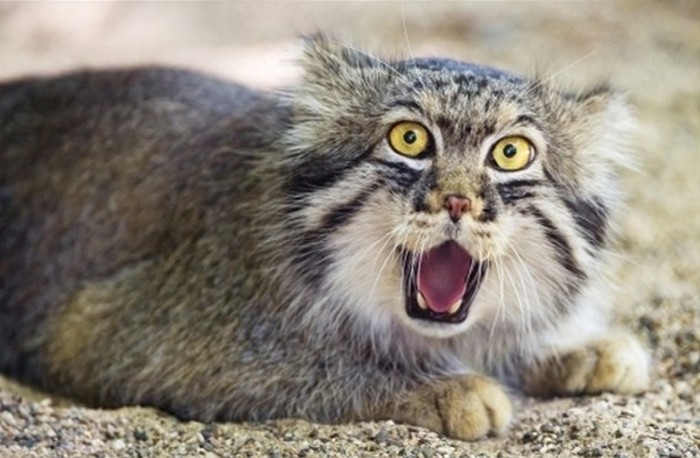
564 197 609 248
539 165 608 248
294 180 382 288
500 179 542 189
522 205 586 282
318 181 382 230
288 167 347 197
287 148 373 197
371 159 422 190
496 179 543 205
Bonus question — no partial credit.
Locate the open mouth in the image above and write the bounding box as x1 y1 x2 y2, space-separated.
401 240 486 324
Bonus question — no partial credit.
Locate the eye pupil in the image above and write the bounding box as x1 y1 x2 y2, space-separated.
403 131 417 144
503 144 517 158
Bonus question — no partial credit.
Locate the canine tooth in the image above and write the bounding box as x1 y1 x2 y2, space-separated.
416 292 428 310
447 299 462 315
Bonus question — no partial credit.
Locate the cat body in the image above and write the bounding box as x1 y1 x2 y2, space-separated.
0 37 649 439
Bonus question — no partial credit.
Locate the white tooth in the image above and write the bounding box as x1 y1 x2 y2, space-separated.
447 299 462 315
416 292 429 310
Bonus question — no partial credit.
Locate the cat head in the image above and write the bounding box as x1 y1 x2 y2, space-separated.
277 35 634 342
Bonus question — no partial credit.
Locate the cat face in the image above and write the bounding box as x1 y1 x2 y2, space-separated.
281 36 633 340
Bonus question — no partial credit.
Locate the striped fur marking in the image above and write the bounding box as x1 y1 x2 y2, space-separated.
563 197 609 248
521 205 586 283
293 180 382 288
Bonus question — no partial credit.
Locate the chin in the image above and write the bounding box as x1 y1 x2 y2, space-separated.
396 309 478 339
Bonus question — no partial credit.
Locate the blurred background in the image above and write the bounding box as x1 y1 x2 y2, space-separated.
1 1 698 98
0 2 698 455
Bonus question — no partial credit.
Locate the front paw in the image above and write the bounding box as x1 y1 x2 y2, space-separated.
379 375 512 441
523 332 650 397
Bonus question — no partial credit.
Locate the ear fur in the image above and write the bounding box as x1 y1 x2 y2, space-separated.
570 86 638 196
541 82 637 198
300 34 379 83
574 86 637 169
284 35 393 157
296 33 394 100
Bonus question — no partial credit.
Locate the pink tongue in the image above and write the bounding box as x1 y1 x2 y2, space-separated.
417 241 471 313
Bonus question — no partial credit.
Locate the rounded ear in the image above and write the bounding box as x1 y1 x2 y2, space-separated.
295 33 395 102
284 35 394 156
555 85 638 203
300 33 383 83
537 81 637 201
571 86 638 171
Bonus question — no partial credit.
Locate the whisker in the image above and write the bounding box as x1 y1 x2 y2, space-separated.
365 226 406 305
340 42 411 85
520 48 599 99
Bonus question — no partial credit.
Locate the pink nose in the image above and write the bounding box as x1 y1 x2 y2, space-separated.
443 194 471 222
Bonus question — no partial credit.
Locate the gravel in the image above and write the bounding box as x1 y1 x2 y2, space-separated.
1 1 698 457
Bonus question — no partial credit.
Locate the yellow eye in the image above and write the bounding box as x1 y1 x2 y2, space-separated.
490 136 535 171
388 122 431 157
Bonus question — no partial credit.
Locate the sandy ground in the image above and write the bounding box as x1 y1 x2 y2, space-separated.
0 1 698 457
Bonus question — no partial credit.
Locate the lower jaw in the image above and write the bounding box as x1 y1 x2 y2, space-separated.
401 253 486 325
406 296 472 323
